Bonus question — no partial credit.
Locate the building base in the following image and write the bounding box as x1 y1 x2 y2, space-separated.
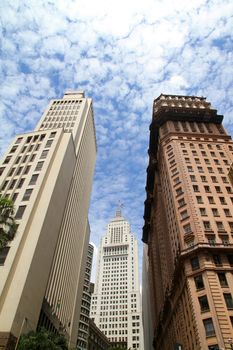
0 332 17 350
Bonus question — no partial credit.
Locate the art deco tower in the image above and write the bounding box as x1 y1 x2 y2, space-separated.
143 94 233 350
90 209 144 349
0 91 97 349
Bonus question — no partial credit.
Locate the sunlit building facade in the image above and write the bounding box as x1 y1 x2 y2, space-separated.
90 209 144 349
143 94 233 350
0 91 97 349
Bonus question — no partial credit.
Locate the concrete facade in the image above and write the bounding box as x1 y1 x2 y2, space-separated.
77 243 94 350
90 209 144 349
0 91 97 349
143 94 233 350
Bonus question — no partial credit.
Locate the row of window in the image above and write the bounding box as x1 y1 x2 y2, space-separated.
191 254 233 270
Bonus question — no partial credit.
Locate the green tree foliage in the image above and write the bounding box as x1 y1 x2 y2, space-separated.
17 328 68 350
0 195 17 249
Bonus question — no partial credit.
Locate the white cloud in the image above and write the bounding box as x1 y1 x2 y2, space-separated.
0 0 233 284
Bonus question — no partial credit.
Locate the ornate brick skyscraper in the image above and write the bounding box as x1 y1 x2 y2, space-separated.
143 94 233 350
0 91 97 349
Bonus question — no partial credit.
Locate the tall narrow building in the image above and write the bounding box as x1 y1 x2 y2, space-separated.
90 209 144 349
0 91 97 349
77 243 94 350
143 94 233 350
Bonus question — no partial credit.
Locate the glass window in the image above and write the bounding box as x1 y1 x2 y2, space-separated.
199 295 210 312
191 256 199 270
15 205 26 220
224 293 233 309
3 156 11 164
213 254 222 266
35 162 44 171
17 178 25 189
40 150 49 159
0 247 10 265
29 174 38 186
194 275 204 290
203 318 215 337
22 189 33 201
218 273 228 287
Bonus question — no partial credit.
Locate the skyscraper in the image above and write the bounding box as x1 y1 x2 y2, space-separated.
90 209 144 349
0 91 97 349
77 243 94 350
143 94 233 350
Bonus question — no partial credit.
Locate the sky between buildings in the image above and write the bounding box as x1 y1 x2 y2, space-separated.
0 0 233 279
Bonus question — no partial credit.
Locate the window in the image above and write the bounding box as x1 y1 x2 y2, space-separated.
212 208 219 217
216 221 225 231
23 166 30 175
213 254 222 266
176 187 183 196
219 197 227 205
204 186 211 193
215 186 222 193
218 273 228 287
183 223 192 234
208 167 214 173
211 176 217 183
180 209 189 220
201 176 207 182
227 255 233 266
190 175 196 182
208 197 215 204
12 193 18 202
193 185 199 192
10 146 17 153
203 221 212 230
222 176 228 183
194 275 204 290
17 178 25 189
224 293 233 309
22 189 33 201
203 318 215 337
9 179 16 190
15 205 26 220
0 247 10 265
200 208 207 216
229 222 233 232
3 156 11 164
187 166 193 172
226 187 233 194
45 140 53 148
15 137 23 144
178 198 186 207
207 235 216 245
29 174 38 186
199 295 210 312
40 150 49 159
197 166 204 173
221 235 229 245
35 162 44 171
196 196 203 204
191 256 199 270
50 132 56 138
208 345 220 350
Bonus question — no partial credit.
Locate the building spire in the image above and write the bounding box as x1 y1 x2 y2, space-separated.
115 201 124 217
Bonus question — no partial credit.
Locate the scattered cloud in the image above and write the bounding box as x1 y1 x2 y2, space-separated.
0 0 233 279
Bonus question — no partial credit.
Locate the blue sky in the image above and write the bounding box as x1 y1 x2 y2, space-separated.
1 0 233 278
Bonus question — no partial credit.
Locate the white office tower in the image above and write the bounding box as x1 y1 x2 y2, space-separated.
0 91 97 350
90 209 144 349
